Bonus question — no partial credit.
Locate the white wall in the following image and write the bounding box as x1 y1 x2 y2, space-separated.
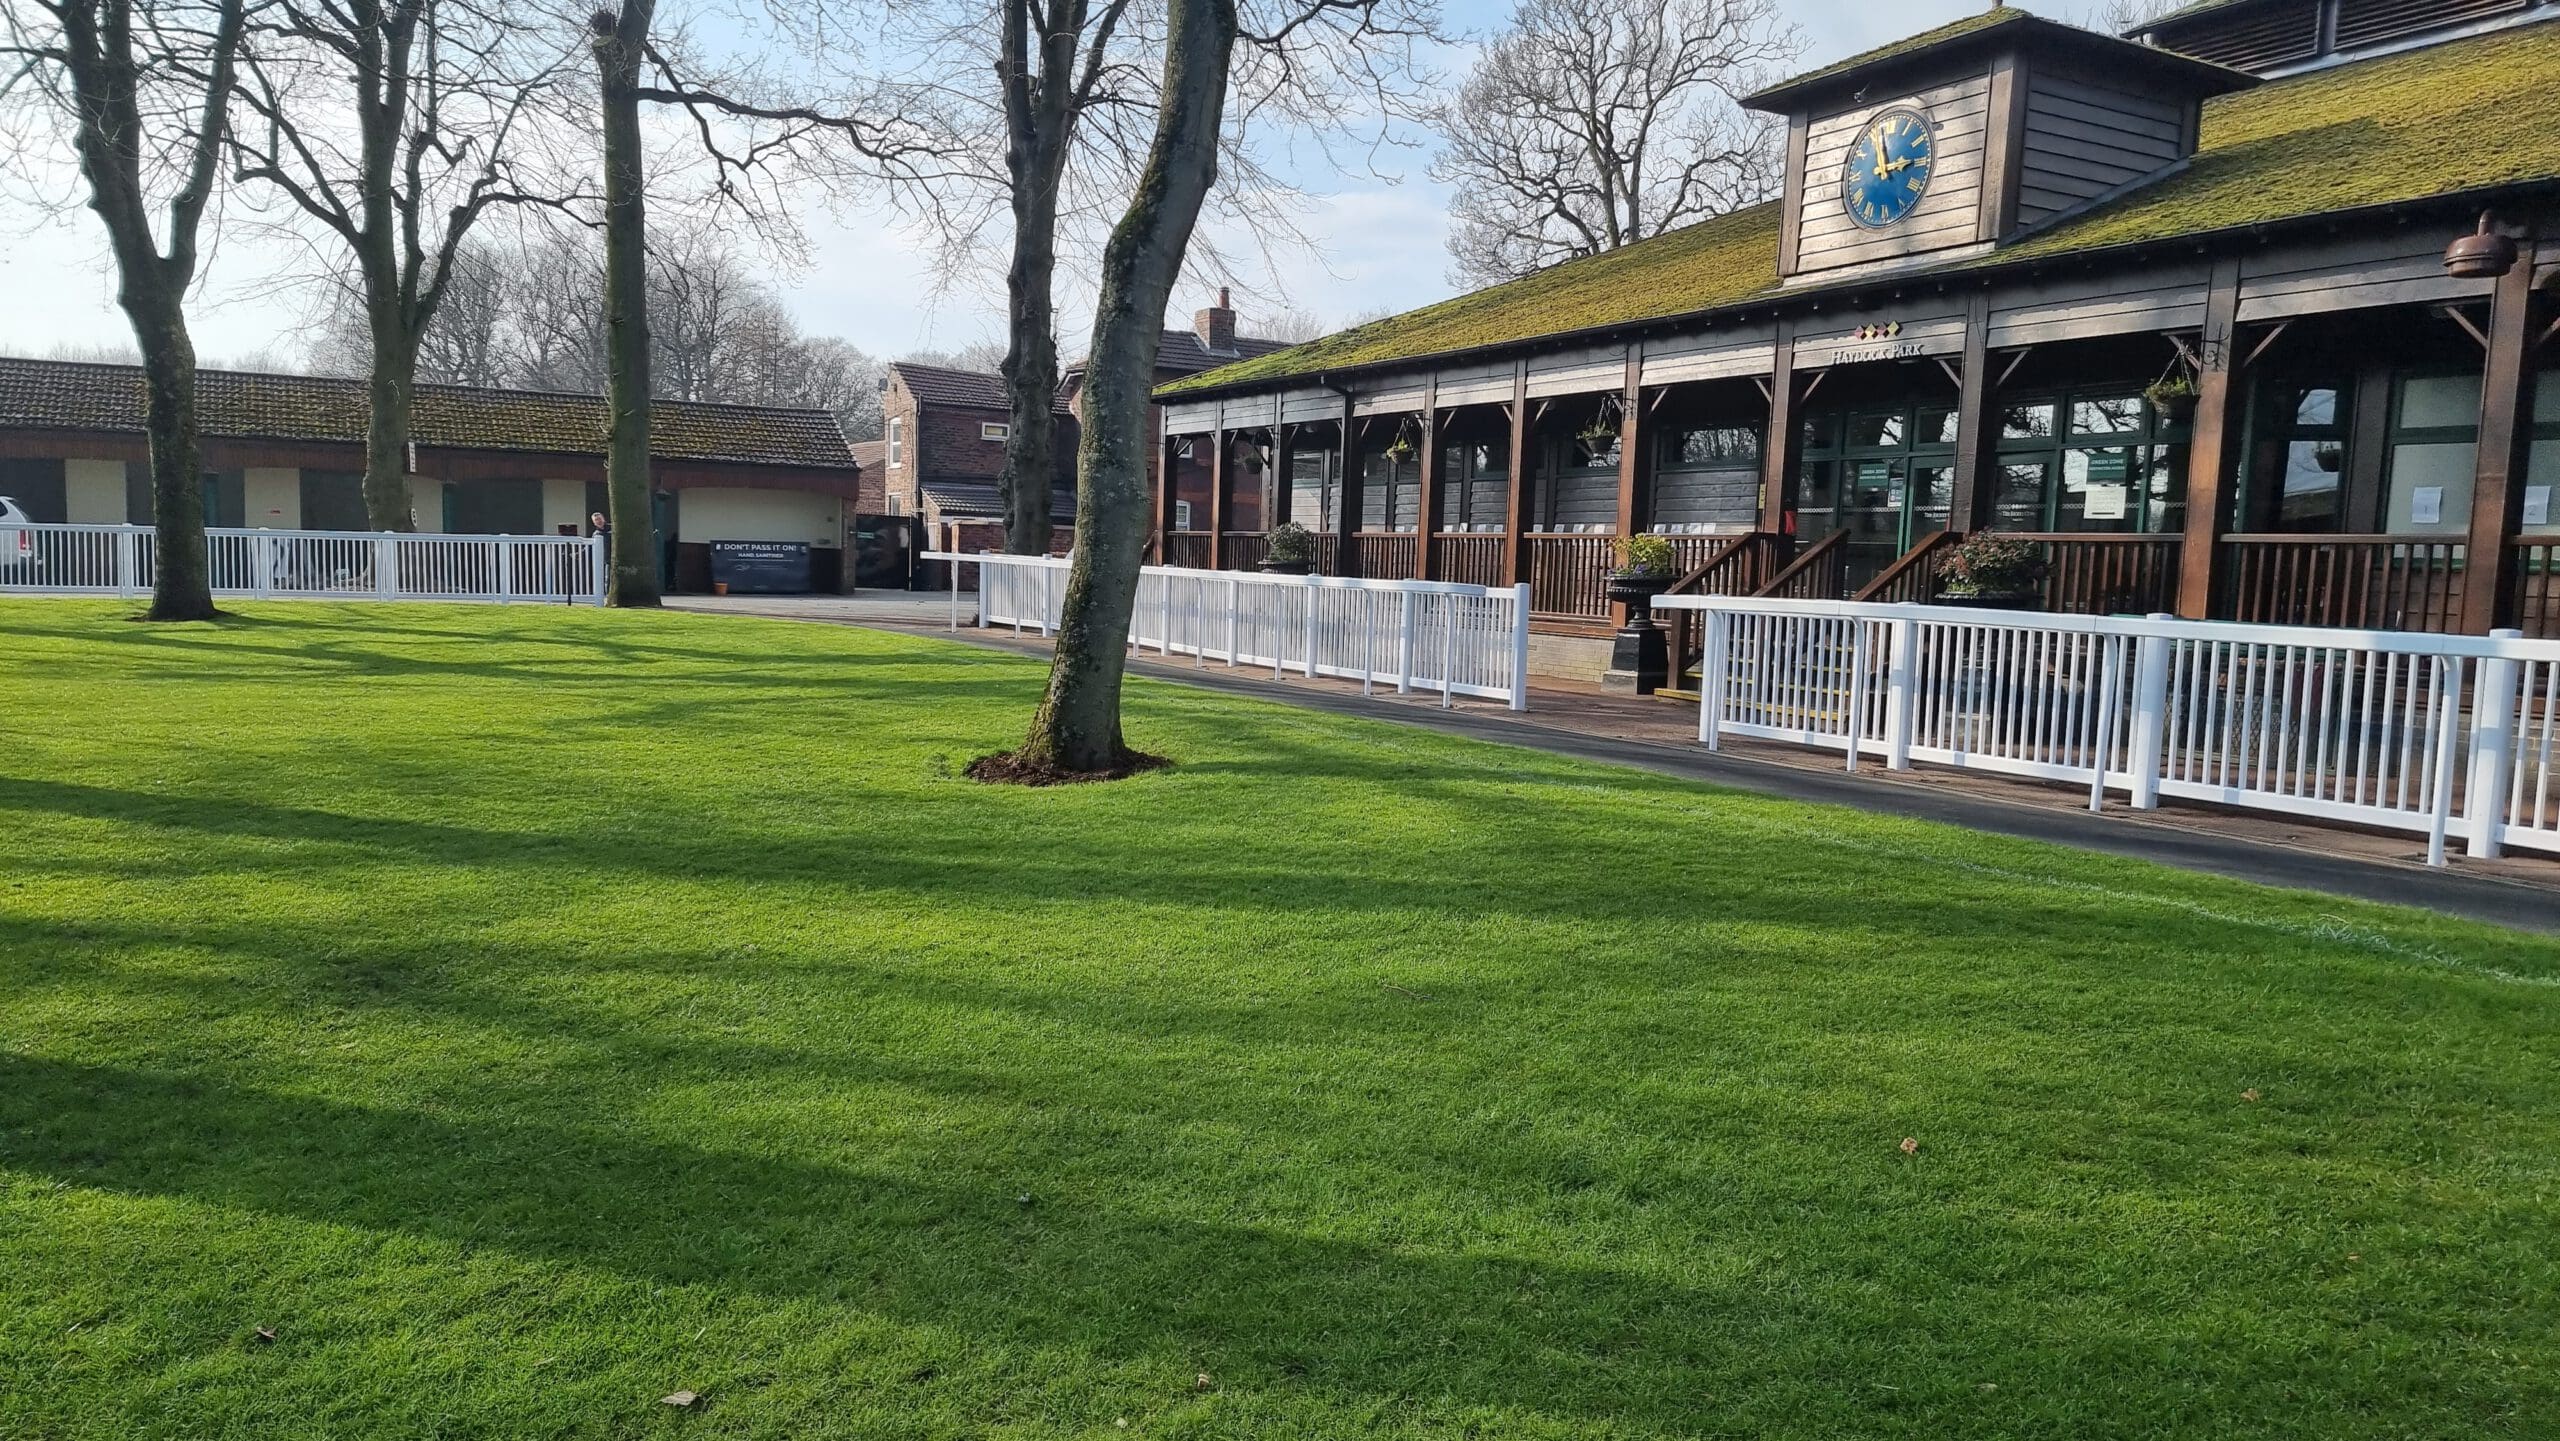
542 478 591 535
243 467 299 528
675 487 846 546
63 458 128 523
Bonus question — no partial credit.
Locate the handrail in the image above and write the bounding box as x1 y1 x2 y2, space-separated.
1754 528 1850 599
1852 530 1956 604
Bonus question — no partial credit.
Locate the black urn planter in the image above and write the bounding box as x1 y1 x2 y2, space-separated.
1260 558 1313 576
2154 392 2198 425
1605 573 1671 623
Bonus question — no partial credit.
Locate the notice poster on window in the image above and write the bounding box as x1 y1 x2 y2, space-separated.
2410 487 2445 527
2529 487 2553 528
2081 485 2129 521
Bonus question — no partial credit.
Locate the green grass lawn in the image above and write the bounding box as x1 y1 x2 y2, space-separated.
3 601 2557 1440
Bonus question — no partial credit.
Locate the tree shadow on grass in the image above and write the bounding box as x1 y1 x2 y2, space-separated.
0 1048 2380 1435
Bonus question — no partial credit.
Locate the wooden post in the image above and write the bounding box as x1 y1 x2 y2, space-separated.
1206 424 1227 570
1760 325 1800 538
2462 238 2546 634
1413 377 1443 580
1333 393 1363 578
1503 361 1533 586
2176 257 2246 620
1613 346 1648 624
1151 433 1178 564
1273 422 1297 530
1947 292 1994 533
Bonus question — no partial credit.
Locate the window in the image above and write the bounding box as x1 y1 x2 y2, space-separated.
1654 424 1762 534
981 422 1011 443
2267 383 2348 532
886 417 904 467
1991 387 2189 535
2384 372 2482 535
1174 500 1193 530
1798 405 1957 591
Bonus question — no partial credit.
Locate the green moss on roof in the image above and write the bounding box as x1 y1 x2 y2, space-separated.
1999 18 2560 262
1166 21 2560 399
1742 8 2028 108
1162 202 1784 393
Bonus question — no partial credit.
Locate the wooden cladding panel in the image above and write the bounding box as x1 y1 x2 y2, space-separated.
1793 76 1991 276
2015 75 2187 227
2154 0 2320 71
2335 0 2524 49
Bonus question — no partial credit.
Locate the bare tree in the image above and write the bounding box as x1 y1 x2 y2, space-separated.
590 0 655 603
2 0 249 620
1003 0 1428 775
1428 0 1796 287
884 0 1434 557
1255 303 1330 343
1008 0 1236 775
307 240 515 386
2086 0 2181 33
229 0 587 529
900 340 1008 374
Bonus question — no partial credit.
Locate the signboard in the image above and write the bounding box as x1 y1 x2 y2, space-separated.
2528 487 2552 528
2409 487 2444 527
2081 485 2129 522
709 540 813 594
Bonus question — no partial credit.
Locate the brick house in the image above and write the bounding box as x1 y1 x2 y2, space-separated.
876 361 1078 586
1062 290 1293 565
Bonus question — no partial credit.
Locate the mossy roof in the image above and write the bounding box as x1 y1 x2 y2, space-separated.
1165 19 2560 399
1739 8 2027 109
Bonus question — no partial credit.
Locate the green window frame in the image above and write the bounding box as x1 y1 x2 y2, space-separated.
1990 387 2191 535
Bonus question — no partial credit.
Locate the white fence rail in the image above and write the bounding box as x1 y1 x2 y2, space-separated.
929 551 1534 711
0 523 605 605
1661 595 2560 866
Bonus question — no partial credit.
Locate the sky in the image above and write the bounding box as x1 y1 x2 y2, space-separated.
0 0 2095 369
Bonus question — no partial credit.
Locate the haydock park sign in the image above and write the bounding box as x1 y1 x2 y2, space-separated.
1807 321 1927 368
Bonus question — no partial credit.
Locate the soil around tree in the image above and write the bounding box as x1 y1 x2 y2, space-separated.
965 748 1172 787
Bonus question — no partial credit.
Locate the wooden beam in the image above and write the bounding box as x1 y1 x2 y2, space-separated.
1613 346 1648 626
1151 433 1177 563
2439 303 2491 352
2460 242 2546 634
1273 422 1297 531
1760 324 1799 536
1503 361 1532 586
2346 363 2394 534
1332 393 1362 577
1414 376 1443 580
1978 54 2029 243
1947 291 1994 534
2242 320 2291 372
1997 346 2035 389
2175 257 2246 620
1206 425 1228 570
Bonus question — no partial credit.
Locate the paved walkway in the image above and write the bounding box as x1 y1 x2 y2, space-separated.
685 593 2560 935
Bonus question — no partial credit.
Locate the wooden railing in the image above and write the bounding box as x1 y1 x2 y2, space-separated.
2219 534 2465 634
1161 531 1212 569
2023 533 2184 617
1220 532 1269 571
1350 531 1421 581
1432 532 1508 587
1756 529 1851 601
1524 533 1618 619
1663 532 1787 681
1854 531 1956 604
2514 537 2560 639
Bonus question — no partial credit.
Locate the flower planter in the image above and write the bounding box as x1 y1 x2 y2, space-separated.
1260 559 1313 576
1936 591 2043 613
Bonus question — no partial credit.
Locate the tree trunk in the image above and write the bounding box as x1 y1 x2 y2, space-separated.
999 180 1062 556
1016 0 1237 774
594 0 660 606
128 304 218 621
363 301 421 531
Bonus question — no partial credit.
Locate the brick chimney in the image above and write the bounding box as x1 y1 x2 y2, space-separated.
1193 287 1236 355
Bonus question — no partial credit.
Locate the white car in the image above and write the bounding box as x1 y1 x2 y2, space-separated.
0 496 31 576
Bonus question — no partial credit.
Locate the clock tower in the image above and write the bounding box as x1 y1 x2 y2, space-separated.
1744 8 2258 285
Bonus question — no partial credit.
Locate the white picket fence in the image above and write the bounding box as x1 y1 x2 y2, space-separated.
931 551 1534 711
1658 595 2560 866
0 522 606 605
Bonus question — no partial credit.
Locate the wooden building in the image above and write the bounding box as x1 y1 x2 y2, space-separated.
1152 2 2560 679
0 358 866 593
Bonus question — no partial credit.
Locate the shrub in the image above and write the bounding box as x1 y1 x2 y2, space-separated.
1936 532 2046 597
1265 522 1317 568
1611 534 1677 578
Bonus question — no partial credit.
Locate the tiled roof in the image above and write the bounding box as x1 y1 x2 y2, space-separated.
1154 330 1294 375
0 357 857 469
890 362 1007 409
919 479 1075 522
1163 19 2560 396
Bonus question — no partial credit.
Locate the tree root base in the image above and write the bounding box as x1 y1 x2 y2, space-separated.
965 749 1171 787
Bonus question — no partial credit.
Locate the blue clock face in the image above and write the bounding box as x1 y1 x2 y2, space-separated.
1842 107 1936 230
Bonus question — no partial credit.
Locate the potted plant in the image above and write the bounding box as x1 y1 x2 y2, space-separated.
1935 532 2047 611
1576 396 1622 458
1260 521 1317 575
1381 421 1417 465
1604 533 1678 615
2144 369 2199 424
